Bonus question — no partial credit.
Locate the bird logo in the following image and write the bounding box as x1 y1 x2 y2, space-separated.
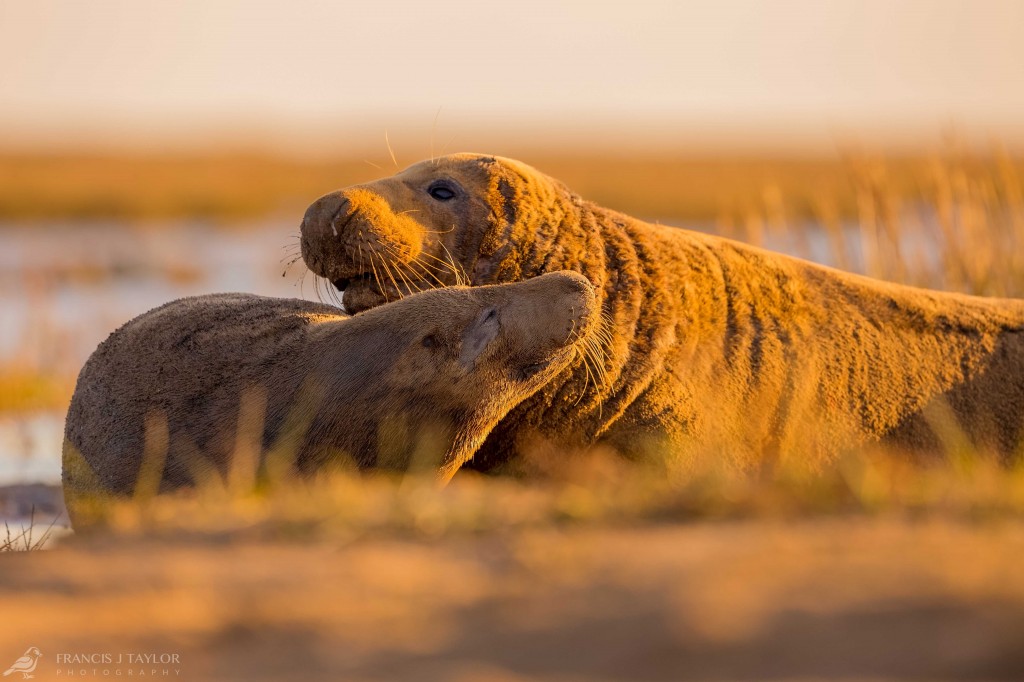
3 648 41 679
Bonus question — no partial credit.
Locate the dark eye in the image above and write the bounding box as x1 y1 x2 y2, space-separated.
428 182 457 202
422 335 437 348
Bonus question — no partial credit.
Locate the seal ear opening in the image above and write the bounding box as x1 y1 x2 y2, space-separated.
459 306 500 369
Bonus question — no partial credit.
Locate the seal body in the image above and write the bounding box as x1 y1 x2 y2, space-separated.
62 272 598 520
301 153 1024 469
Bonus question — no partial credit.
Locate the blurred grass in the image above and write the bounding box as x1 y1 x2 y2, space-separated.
0 372 73 413
0 508 58 551
1 148 1022 224
68 445 1024 541
0 153 374 222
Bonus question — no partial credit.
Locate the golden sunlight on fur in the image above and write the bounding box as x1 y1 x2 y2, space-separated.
302 154 1024 473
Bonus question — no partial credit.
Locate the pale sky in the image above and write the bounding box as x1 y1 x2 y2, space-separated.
2 0 1023 152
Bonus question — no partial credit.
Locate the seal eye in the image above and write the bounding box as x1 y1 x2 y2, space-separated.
422 335 437 348
427 181 457 202
519 361 550 380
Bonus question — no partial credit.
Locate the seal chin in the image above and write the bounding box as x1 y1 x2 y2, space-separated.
337 272 438 313
341 280 390 314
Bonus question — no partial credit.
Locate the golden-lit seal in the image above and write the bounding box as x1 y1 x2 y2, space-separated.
301 153 1024 471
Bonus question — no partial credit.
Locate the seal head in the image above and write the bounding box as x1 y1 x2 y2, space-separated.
301 153 568 313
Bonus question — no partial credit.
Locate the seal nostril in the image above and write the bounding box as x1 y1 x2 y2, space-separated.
328 197 350 225
332 278 350 292
303 193 351 240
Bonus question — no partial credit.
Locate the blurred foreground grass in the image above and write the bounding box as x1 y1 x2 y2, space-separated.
5 457 1024 680
64 447 1024 541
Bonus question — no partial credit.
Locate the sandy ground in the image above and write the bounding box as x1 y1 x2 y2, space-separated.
0 518 1022 681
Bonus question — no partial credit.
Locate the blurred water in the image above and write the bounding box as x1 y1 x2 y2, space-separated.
0 413 64 484
0 220 330 485
0 221 327 362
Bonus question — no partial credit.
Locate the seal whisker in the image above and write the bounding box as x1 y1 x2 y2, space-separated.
367 256 386 301
378 251 407 301
436 240 468 286
404 255 452 289
438 133 455 158
585 335 608 388
592 311 616 348
371 252 396 301
328 275 345 307
406 251 458 285
399 259 435 288
417 250 458 269
419 225 457 236
389 256 426 294
430 106 441 165
573 346 595 407
385 130 398 168
280 255 302 278
585 344 605 420
313 275 327 304
572 335 593 405
372 242 434 295
320 276 339 307
376 251 405 300
416 252 461 280
385 249 419 296
320 277 336 306
397 264 421 296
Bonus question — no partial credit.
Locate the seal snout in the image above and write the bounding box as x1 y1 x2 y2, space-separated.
552 270 596 305
303 192 350 239
513 271 598 352
547 271 598 341
301 191 355 280
301 186 431 312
